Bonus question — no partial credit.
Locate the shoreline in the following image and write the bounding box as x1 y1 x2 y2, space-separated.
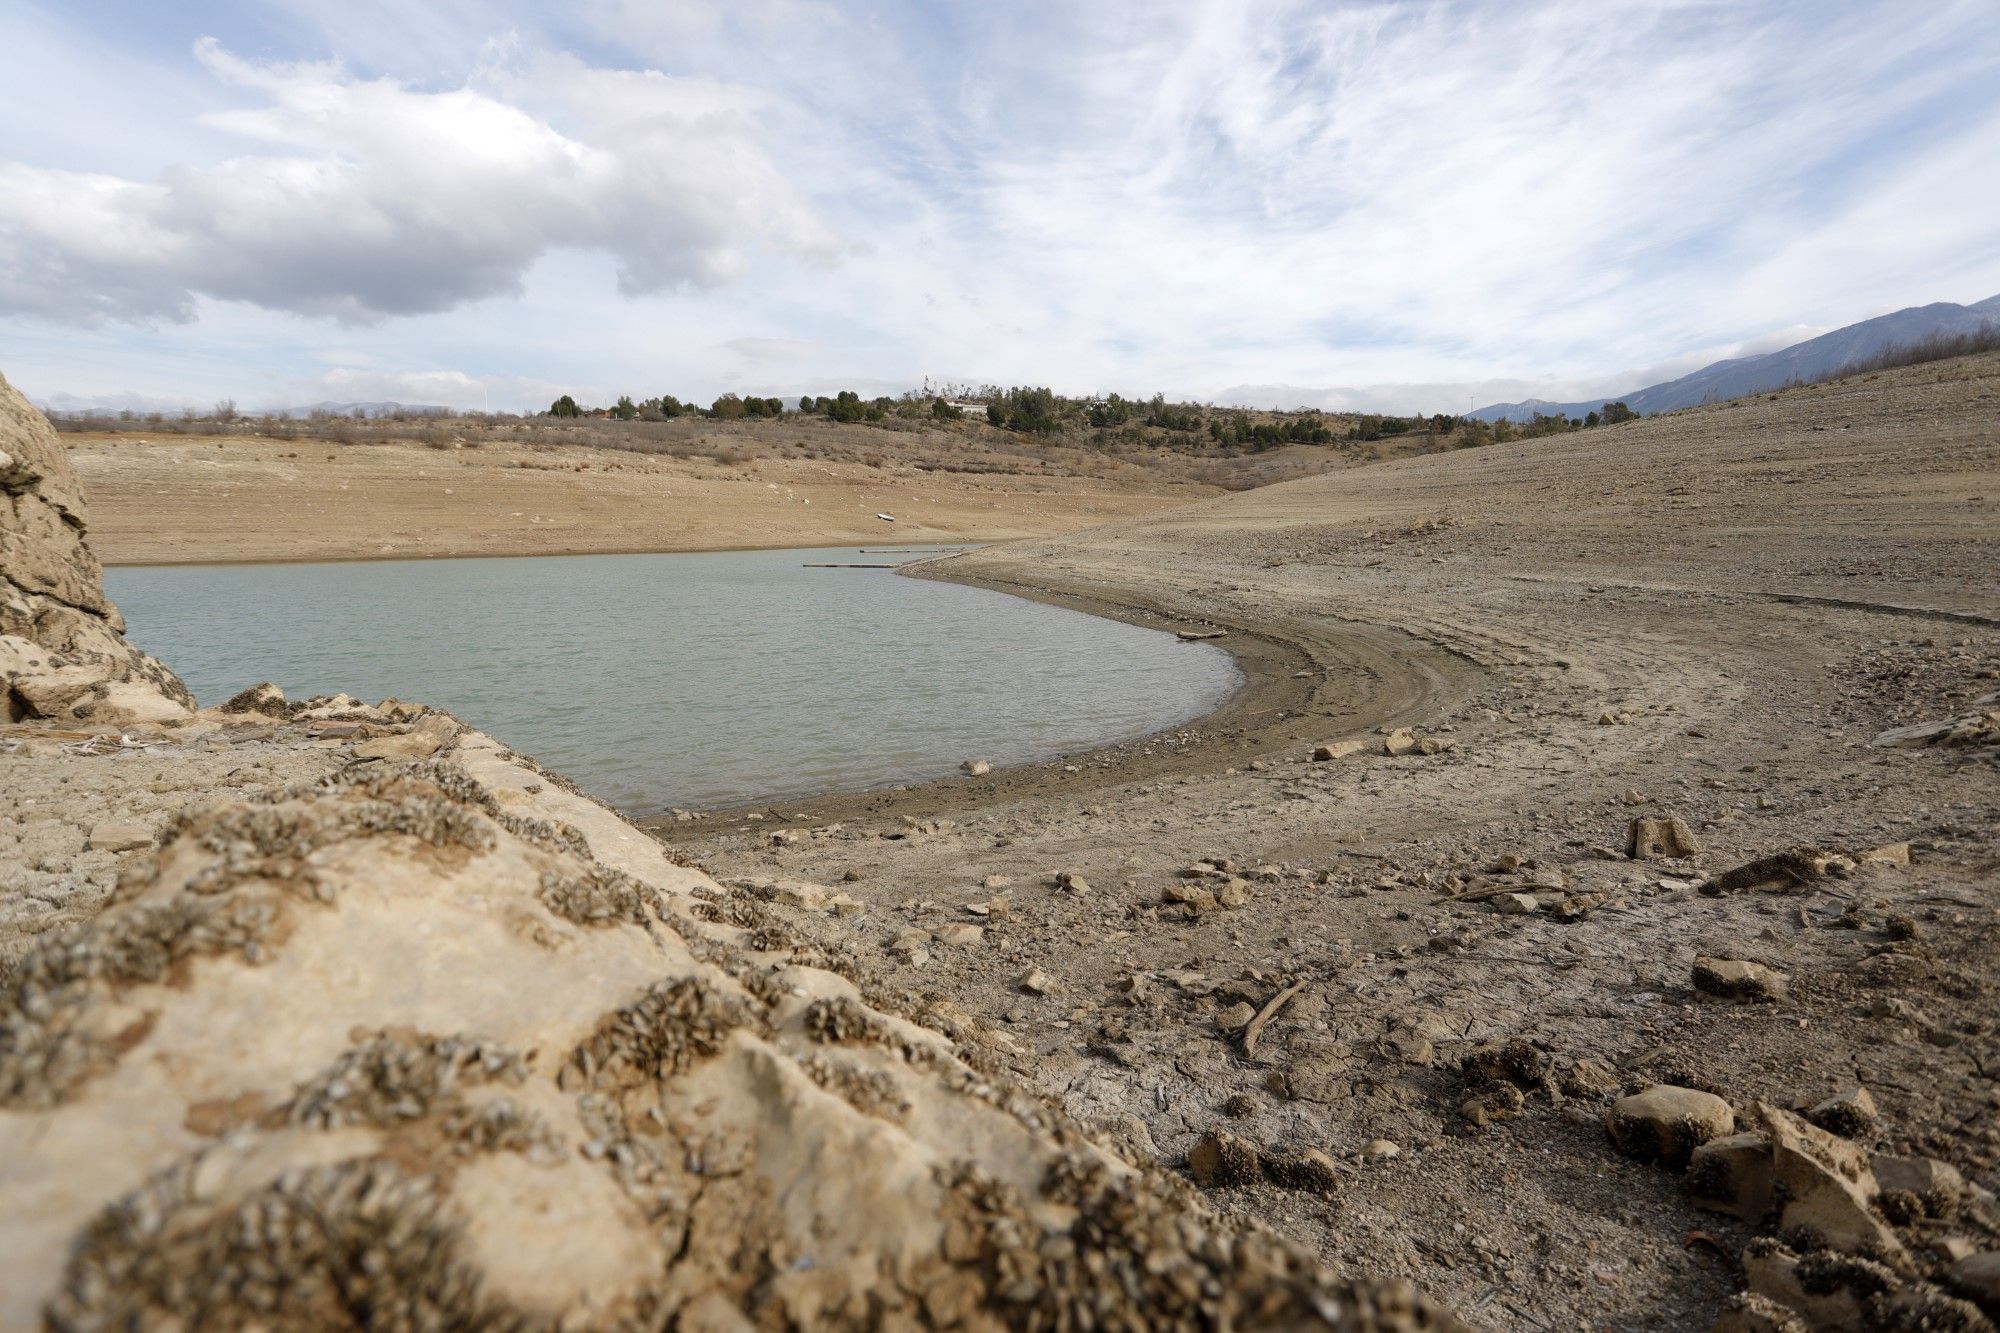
640 550 1480 836
98 538 980 571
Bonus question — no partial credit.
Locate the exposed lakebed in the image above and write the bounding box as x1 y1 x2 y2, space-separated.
107 548 1241 814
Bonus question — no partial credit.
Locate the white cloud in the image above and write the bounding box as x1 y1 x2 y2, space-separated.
0 38 836 324
2 0 1997 410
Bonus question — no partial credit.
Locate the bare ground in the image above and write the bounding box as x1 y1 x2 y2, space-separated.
64 427 1219 564
655 354 2000 1328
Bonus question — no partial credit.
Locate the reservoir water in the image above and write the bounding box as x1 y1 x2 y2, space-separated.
105 549 1240 815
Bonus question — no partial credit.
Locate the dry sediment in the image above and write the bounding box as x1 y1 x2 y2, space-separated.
668 353 2000 1330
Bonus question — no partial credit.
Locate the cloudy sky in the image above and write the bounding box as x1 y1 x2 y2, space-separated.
3 0 1998 414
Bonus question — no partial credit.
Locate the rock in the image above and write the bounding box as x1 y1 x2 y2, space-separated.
1605 1085 1735 1167
219 681 290 717
1626 816 1701 859
1551 892 1603 922
828 893 864 916
1492 892 1540 915
1754 1102 1906 1261
1948 1252 2000 1314
1856 841 1911 866
1018 967 1054 995
1873 1155 1967 1219
1739 1240 1876 1331
1215 1002 1257 1033
1461 1038 1550 1090
1216 878 1251 909
1188 1131 1263 1188
1805 1086 1878 1141
1459 1083 1526 1126
1265 1148 1342 1193
1558 1057 1622 1099
1311 739 1366 761
961 758 991 776
1415 737 1451 755
352 714 458 760
770 878 839 910
85 821 152 853
889 927 931 966
1054 870 1091 894
1621 789 1647 806
1 373 193 724
1163 883 1217 913
1701 847 1855 895
1383 728 1418 757
1693 956 1789 1003
932 923 984 947
1688 1131 1775 1220
1361 1138 1401 1163
1711 1292 1809 1333
0 735 1447 1329
980 873 1012 890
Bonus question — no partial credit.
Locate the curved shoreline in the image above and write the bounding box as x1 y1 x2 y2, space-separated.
639 549 1483 836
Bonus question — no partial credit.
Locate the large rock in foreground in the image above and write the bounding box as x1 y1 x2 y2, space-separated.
0 724 1455 1330
1 371 190 723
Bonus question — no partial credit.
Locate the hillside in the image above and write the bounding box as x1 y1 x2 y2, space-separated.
1472 293 2000 421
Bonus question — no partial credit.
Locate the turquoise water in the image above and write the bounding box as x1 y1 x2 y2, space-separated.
105 549 1240 814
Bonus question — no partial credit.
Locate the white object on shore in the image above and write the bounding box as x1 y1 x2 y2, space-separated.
876 512 896 521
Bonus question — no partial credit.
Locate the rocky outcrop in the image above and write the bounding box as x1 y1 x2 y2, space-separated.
0 709 1455 1329
0 371 191 723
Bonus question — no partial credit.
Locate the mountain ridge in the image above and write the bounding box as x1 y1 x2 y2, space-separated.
1469 294 2000 422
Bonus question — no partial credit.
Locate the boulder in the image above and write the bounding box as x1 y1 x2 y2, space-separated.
1754 1103 1907 1262
1687 1131 1775 1220
1605 1085 1735 1167
1383 728 1418 757
1312 739 1367 761
0 371 192 725
961 758 991 776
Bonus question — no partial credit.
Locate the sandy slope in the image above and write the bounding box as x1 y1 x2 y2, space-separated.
65 431 1216 564
670 353 2000 1329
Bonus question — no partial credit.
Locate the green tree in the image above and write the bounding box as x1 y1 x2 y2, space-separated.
548 394 581 418
709 393 747 420
932 396 962 420
612 395 638 420
1600 401 1637 424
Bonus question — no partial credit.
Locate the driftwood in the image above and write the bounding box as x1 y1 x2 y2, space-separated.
1243 980 1307 1057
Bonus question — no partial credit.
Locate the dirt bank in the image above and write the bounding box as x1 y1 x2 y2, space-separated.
661 354 2000 1329
65 430 1217 564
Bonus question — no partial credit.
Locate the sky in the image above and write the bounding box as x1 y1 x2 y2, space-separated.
2 0 1997 415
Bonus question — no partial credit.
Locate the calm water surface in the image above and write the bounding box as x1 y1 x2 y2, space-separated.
106 549 1239 814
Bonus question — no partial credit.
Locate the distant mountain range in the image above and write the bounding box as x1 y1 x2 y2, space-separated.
1468 294 2000 423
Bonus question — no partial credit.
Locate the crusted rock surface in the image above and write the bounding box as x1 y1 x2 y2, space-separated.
0 372 190 724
